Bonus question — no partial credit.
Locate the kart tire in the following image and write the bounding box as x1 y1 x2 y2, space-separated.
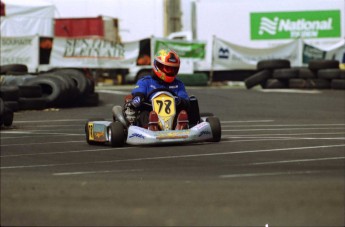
264 79 288 89
0 102 14 127
289 79 307 89
18 97 47 110
108 121 125 147
308 60 339 72
206 116 221 142
0 98 4 116
3 108 14 127
53 69 90 96
298 68 315 79
4 101 19 112
39 73 76 106
272 68 298 80
0 64 28 74
331 79 345 90
340 70 345 79
18 85 42 98
0 86 20 101
257 59 290 71
307 79 331 89
244 70 271 89
23 76 64 107
1 75 37 86
317 69 341 79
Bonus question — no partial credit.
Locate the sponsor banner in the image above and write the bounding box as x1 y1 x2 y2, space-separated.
0 36 39 72
153 38 206 59
152 38 206 73
302 44 326 64
213 37 299 70
50 37 139 68
302 39 345 64
251 10 341 40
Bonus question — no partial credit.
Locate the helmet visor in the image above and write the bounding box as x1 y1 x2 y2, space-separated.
156 61 179 76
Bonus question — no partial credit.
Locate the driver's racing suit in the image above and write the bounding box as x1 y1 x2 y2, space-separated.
125 74 190 127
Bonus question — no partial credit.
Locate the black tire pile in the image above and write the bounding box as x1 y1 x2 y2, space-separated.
0 64 99 127
244 60 345 90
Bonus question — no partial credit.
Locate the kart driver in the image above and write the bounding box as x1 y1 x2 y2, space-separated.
124 48 190 131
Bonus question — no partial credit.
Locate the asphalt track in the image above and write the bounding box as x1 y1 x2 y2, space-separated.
1 85 345 226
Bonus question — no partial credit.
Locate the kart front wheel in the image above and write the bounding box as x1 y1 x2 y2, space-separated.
206 117 221 142
108 121 126 147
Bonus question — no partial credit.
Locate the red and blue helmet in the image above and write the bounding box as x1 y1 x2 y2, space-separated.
153 49 180 83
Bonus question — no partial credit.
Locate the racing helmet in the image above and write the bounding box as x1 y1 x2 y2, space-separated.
153 48 180 83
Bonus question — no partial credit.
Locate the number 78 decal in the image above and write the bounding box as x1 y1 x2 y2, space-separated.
153 94 176 117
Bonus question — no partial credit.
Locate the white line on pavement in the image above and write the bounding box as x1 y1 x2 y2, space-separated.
0 134 84 139
1 144 344 169
250 156 345 165
222 127 345 132
224 137 345 143
260 89 321 94
222 123 345 127
0 147 132 158
14 119 86 123
53 168 143 176
219 170 322 179
221 120 274 123
221 132 345 137
0 140 85 147
97 90 131 95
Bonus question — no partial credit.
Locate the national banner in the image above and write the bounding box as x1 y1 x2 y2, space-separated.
250 10 341 40
50 37 140 68
0 36 39 72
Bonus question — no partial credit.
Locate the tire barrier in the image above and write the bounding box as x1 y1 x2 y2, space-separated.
0 64 28 75
0 68 99 127
0 97 14 127
245 59 344 90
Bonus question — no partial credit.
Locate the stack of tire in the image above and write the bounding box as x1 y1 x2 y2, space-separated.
1 64 99 127
244 59 345 90
0 97 14 127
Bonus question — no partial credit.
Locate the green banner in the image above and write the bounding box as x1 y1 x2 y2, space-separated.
251 10 341 40
154 39 206 59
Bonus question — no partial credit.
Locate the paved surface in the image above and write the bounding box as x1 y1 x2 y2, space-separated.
1 86 345 226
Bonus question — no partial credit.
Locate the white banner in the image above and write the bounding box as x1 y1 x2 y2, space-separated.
0 36 39 72
213 37 300 70
50 37 140 68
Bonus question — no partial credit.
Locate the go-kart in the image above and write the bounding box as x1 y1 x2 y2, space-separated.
85 89 221 147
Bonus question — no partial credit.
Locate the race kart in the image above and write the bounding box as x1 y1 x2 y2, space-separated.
85 89 221 147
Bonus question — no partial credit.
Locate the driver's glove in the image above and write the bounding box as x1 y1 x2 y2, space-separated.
124 102 137 124
131 96 142 108
174 96 181 106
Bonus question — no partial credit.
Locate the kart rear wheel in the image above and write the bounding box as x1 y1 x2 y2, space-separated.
108 121 126 147
207 117 221 142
